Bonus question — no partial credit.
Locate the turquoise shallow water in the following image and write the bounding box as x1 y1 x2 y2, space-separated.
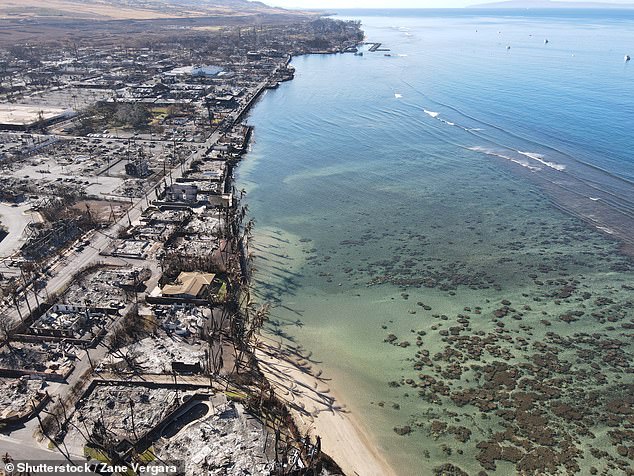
237 10 634 476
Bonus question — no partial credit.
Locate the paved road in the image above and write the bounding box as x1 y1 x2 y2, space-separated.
0 433 99 473
0 434 68 463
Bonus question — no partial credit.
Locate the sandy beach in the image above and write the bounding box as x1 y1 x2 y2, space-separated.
256 335 396 476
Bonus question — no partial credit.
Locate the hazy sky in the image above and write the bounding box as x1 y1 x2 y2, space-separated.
263 0 632 9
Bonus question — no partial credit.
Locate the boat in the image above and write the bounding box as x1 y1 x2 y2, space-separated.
384 53 392 57
544 39 549 44
354 52 364 56
626 55 631 62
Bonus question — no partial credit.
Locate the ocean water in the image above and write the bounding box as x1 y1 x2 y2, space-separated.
237 10 634 476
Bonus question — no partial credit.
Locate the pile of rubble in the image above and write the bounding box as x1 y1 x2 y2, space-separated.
153 396 274 476
72 386 179 440
63 266 143 308
0 376 47 420
0 341 77 375
105 335 207 374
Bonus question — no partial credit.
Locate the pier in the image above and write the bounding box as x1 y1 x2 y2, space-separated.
366 42 391 52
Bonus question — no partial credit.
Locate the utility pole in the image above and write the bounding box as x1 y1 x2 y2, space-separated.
19 264 38 312
129 398 138 441
12 293 23 321
86 347 94 371
205 98 214 129
133 270 139 306
172 370 179 402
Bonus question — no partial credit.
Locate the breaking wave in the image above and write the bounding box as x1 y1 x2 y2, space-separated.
469 146 542 171
518 151 566 171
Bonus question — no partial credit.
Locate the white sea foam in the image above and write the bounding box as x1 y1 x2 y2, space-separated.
469 146 541 171
424 109 440 118
397 54 408 57
596 225 615 235
518 151 566 171
395 93 403 98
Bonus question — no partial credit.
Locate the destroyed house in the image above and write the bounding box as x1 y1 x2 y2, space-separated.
213 95 238 109
165 183 197 203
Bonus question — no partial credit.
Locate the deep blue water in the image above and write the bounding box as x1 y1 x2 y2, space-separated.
342 9 634 240
238 9 634 475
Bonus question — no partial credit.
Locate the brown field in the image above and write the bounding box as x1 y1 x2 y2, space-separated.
0 14 312 48
0 0 177 20
0 0 312 46
0 0 292 21
71 200 130 223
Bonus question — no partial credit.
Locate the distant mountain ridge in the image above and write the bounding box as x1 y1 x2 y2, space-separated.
469 0 634 8
106 0 272 13
0 0 291 21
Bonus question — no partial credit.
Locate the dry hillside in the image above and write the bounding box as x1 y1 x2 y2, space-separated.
0 0 290 21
